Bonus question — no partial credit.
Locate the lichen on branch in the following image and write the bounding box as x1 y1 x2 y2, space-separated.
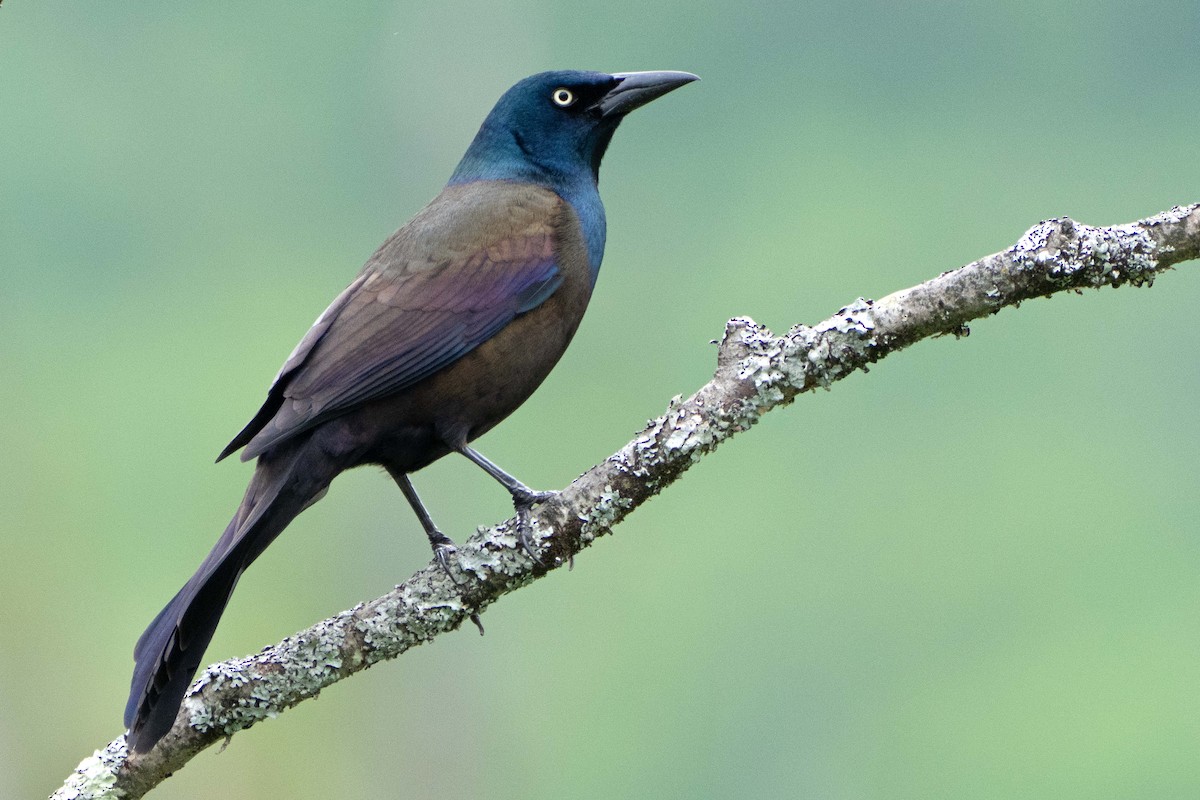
52 204 1200 800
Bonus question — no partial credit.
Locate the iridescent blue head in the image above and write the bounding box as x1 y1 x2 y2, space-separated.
449 70 698 192
449 70 696 276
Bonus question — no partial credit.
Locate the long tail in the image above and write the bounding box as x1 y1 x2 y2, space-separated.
124 436 334 752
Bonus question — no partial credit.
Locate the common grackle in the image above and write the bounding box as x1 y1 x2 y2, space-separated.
124 70 697 753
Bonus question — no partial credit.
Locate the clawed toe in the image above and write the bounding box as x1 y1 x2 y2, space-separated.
513 490 557 565
432 539 463 586
515 505 543 564
431 539 484 634
513 488 556 509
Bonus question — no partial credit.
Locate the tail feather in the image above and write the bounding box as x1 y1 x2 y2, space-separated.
124 439 332 752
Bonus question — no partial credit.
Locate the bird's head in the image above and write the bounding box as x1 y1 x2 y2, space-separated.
449 70 697 190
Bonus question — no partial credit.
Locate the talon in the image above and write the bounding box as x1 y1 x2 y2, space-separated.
513 489 556 566
432 538 465 587
515 506 544 565
513 488 556 510
434 539 486 630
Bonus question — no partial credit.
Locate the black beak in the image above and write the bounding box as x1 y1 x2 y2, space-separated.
593 70 699 119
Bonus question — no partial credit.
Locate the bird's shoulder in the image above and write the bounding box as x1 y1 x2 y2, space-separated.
338 180 574 318
361 180 570 283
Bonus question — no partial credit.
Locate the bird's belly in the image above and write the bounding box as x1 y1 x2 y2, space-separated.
338 275 593 473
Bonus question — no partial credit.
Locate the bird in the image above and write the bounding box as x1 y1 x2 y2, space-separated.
123 69 697 753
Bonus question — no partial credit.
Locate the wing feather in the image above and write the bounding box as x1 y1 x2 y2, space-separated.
225 182 566 461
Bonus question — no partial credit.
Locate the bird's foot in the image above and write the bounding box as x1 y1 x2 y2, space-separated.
513 487 556 508
512 489 557 565
428 534 485 635
429 533 462 584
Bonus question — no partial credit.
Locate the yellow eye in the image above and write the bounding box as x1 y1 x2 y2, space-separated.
551 87 576 107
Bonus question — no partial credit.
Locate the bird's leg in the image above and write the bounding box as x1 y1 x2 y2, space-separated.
456 445 556 563
387 468 457 572
386 467 484 634
456 445 555 506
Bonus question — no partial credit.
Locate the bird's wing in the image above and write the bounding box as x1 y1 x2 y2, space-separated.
220 182 568 461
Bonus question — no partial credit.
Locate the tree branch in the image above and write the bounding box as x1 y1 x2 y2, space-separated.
53 204 1200 799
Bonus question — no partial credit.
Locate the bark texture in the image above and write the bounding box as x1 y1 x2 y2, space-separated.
53 204 1200 799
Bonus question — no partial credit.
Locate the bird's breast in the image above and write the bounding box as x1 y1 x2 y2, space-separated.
342 191 596 468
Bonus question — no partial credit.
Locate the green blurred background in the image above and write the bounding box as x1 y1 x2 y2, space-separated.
3 1 1198 797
